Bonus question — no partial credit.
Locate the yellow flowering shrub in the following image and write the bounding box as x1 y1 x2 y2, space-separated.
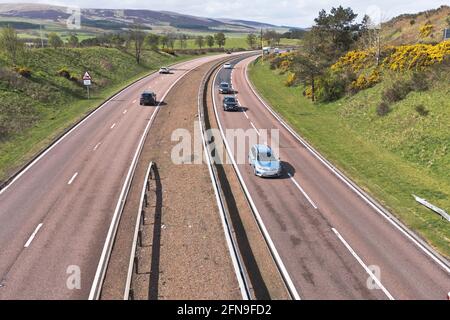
284 72 297 87
331 50 375 72
419 23 433 38
383 41 450 71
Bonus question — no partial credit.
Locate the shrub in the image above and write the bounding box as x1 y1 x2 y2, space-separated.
57 67 71 79
415 104 429 116
161 48 176 55
316 71 347 102
14 66 32 78
409 72 429 91
382 81 411 103
284 72 297 87
377 102 391 116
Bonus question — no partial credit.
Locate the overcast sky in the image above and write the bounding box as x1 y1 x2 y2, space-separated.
0 1 447 27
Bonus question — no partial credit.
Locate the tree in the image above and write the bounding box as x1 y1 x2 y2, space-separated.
178 34 188 49
195 35 204 49
263 30 281 46
291 29 330 102
0 26 24 64
67 34 79 48
359 14 384 65
145 33 160 50
313 6 360 60
246 33 257 49
205 35 214 48
167 33 176 49
214 32 226 48
48 32 63 49
160 35 169 49
130 23 145 64
111 33 126 49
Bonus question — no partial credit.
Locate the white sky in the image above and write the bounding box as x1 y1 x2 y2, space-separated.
0 1 447 27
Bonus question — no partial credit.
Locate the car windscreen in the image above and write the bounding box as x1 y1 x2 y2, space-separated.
220 83 229 88
257 151 277 162
224 97 236 103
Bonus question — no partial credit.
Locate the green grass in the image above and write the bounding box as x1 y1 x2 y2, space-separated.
248 59 450 257
0 47 201 182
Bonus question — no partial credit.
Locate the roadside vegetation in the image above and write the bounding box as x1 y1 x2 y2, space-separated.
0 25 199 182
249 6 450 257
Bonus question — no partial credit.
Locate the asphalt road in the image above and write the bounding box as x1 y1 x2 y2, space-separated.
212 55 450 300
0 53 237 299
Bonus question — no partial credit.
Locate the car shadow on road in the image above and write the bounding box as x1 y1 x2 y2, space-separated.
278 161 296 180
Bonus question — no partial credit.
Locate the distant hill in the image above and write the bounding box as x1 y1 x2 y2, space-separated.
0 3 289 34
382 5 450 45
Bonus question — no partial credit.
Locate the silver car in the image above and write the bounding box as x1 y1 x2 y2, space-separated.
248 144 282 177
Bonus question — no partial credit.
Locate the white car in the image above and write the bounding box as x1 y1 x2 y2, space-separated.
159 67 170 74
223 63 232 69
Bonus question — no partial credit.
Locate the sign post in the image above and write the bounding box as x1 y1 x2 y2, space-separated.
83 71 92 99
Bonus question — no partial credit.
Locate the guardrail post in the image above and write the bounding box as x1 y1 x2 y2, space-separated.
141 209 146 225
129 288 134 300
138 230 143 247
134 256 139 274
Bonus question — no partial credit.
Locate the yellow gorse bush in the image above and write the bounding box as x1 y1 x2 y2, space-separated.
331 50 375 72
383 41 450 71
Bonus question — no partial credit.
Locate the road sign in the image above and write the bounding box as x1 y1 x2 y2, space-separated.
444 29 450 40
83 71 92 99
83 71 92 81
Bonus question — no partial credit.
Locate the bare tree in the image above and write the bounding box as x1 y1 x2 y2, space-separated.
0 26 24 64
130 23 145 64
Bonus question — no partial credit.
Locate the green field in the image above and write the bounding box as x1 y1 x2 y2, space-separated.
248 59 450 257
0 47 200 182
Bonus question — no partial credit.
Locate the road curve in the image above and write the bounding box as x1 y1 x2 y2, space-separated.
212 55 450 300
0 53 239 299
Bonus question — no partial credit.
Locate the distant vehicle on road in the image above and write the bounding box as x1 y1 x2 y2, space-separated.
249 144 282 177
223 63 232 69
159 67 170 74
219 82 233 94
223 96 239 111
140 91 157 106
226 50 232 54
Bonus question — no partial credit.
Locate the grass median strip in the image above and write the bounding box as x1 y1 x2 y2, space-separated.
248 59 450 258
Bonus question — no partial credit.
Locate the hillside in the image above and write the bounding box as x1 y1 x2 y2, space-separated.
0 3 288 35
382 5 450 45
0 47 196 182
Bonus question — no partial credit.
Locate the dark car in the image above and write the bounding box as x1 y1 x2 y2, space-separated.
140 91 157 106
223 96 239 111
219 82 232 94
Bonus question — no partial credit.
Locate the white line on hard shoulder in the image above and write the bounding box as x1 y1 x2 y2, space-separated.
332 227 395 300
110 123 116 129
132 99 137 104
287 173 318 209
68 172 78 185
24 223 43 248
123 109 127 114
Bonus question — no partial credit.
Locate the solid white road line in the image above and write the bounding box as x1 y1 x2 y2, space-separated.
68 172 78 185
93 142 101 151
287 173 318 209
332 227 395 300
110 123 116 129
250 122 260 136
24 223 43 248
